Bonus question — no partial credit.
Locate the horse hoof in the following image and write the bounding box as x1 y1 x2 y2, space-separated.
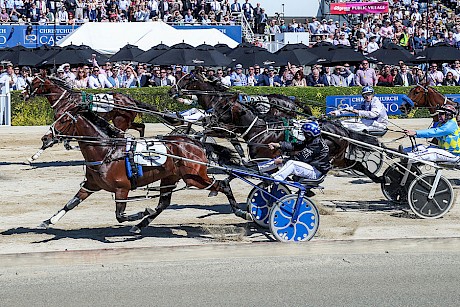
129 226 141 234
144 207 156 216
208 190 218 197
37 221 50 229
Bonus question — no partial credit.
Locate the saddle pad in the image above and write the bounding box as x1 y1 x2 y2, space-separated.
126 139 168 166
90 94 114 113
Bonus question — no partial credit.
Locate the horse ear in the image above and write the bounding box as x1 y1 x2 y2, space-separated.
40 70 47 78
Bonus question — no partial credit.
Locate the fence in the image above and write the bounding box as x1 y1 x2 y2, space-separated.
0 81 11 126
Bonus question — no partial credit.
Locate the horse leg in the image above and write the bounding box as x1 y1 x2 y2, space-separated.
38 187 97 229
352 162 384 183
130 122 146 138
130 178 177 234
114 189 152 223
216 176 252 221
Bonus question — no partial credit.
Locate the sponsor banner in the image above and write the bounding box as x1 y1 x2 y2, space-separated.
172 25 242 43
326 94 413 116
330 2 389 15
0 25 78 48
0 24 241 48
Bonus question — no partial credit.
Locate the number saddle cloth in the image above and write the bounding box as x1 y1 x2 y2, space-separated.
83 93 115 113
125 138 168 167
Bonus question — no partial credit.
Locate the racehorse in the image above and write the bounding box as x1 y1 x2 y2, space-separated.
38 105 251 234
209 98 384 183
169 67 313 118
23 74 154 136
404 83 460 124
22 74 164 162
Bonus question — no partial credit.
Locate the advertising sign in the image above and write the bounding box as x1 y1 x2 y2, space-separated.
330 2 389 15
326 94 413 116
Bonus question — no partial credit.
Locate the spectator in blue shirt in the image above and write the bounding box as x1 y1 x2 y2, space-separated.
230 64 248 86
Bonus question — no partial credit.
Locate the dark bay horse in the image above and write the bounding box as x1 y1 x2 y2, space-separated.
405 84 460 124
209 98 383 183
169 67 313 118
38 107 250 234
23 75 163 162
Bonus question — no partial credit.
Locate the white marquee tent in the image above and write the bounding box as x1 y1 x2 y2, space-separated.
57 22 239 55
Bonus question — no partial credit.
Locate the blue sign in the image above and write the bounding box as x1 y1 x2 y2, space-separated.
0 25 78 48
326 94 414 116
0 24 241 48
172 25 242 43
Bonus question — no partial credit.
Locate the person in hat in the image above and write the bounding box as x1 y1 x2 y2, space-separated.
88 66 113 89
256 66 283 87
230 63 247 86
62 63 75 81
0 62 17 90
403 105 460 166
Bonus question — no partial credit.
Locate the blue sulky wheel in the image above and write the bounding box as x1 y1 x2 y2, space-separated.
407 173 454 219
269 194 320 242
247 182 290 228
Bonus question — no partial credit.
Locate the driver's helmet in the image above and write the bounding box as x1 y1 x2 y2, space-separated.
438 104 457 119
362 85 375 96
301 122 321 138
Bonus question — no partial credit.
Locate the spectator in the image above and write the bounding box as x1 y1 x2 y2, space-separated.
107 64 122 88
73 68 88 89
443 71 459 85
394 64 415 86
57 6 68 24
257 66 283 86
242 0 253 21
230 0 241 13
377 65 394 87
136 64 150 87
0 8 10 22
367 36 379 54
217 68 231 86
230 63 247 86
121 66 138 88
427 63 444 86
247 66 257 86
330 66 349 87
291 70 306 87
334 32 351 46
88 66 113 89
150 68 172 86
355 60 377 86
306 67 328 87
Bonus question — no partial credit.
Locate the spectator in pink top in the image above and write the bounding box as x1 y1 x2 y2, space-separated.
355 60 377 86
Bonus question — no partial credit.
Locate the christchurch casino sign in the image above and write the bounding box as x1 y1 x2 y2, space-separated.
330 1 389 15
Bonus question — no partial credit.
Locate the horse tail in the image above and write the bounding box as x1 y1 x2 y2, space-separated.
133 100 160 113
203 143 241 166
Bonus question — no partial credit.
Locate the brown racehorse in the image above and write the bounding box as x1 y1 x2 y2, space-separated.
405 83 460 124
38 105 250 234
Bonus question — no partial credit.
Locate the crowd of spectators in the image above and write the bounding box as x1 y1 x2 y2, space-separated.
4 57 460 92
0 0 272 26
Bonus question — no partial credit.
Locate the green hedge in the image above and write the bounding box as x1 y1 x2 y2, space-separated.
12 85 454 125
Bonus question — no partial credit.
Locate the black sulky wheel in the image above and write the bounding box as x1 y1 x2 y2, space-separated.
350 149 385 177
381 162 422 203
407 173 454 219
169 126 197 135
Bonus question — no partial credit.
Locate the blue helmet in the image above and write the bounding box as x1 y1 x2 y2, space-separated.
362 85 374 96
302 122 321 138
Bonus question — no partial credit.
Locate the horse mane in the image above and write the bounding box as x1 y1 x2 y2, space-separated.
82 111 122 138
48 75 77 92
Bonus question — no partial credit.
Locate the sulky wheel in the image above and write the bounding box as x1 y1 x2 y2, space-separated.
169 126 196 135
351 150 385 177
381 163 422 203
269 194 320 242
407 173 454 219
247 182 290 228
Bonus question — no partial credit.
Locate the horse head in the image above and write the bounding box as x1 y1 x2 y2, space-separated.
169 68 229 110
404 84 428 114
22 74 50 101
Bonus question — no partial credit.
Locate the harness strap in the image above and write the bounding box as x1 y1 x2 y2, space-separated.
51 90 68 108
240 116 259 138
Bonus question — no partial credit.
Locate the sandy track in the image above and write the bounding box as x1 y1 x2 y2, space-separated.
1 120 459 254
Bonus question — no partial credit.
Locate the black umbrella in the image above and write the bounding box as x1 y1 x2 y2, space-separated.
214 43 233 55
42 44 108 66
151 43 230 66
229 48 285 68
309 44 366 65
367 42 413 65
136 44 170 63
411 42 460 63
226 43 266 61
109 44 145 62
308 41 334 57
33 44 61 57
275 44 318 65
0 46 43 66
